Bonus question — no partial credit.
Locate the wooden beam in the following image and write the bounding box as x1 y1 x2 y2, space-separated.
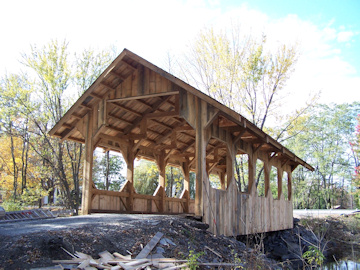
132 139 145 153
79 104 92 111
175 125 194 131
134 99 152 110
149 119 173 130
188 157 196 168
98 133 129 146
107 113 133 125
164 149 176 161
110 70 127 81
67 136 85 144
145 111 178 119
269 152 278 162
281 159 289 168
60 125 78 143
181 140 195 153
253 143 264 155
81 112 93 215
89 93 103 99
106 125 124 133
121 60 137 72
97 141 123 153
155 120 184 145
92 124 107 142
233 129 247 145
107 91 179 102
204 110 220 130
111 102 142 117
123 95 172 135
100 82 117 92
72 113 83 119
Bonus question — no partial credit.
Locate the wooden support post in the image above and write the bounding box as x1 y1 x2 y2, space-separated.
180 160 190 213
154 151 166 213
121 142 135 212
264 162 270 197
81 113 94 215
195 99 208 216
288 171 292 200
220 171 226 190
226 144 235 189
248 154 256 195
277 169 283 199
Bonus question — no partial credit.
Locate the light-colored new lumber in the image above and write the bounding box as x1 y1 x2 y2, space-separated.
135 232 163 259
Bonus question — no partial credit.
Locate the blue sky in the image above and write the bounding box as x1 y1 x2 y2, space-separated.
244 0 360 69
0 0 359 111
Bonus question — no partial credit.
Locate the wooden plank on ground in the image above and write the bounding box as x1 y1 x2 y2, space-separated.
98 250 115 264
135 232 163 259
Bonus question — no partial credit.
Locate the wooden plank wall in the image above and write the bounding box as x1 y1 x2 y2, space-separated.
179 90 294 236
111 65 181 99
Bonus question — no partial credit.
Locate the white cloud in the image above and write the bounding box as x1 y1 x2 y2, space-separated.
337 31 355 42
0 0 358 109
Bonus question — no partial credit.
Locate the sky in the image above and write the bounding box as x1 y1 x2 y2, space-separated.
1 0 359 113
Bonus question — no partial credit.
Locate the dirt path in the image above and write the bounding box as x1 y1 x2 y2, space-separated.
0 214 145 237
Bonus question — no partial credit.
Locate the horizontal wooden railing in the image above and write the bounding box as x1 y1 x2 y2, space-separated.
90 188 195 214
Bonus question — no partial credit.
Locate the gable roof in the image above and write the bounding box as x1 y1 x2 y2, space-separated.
49 49 314 172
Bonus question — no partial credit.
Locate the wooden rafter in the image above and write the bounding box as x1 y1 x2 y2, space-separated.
123 95 173 135
107 91 179 102
111 102 143 117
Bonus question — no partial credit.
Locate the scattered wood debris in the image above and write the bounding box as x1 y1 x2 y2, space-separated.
45 231 242 270
49 232 184 270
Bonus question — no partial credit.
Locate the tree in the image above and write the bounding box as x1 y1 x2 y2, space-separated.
0 73 33 202
166 165 185 198
0 40 115 212
286 103 360 209
180 26 301 131
178 26 317 191
350 114 360 207
93 151 126 191
133 160 159 195
21 40 75 208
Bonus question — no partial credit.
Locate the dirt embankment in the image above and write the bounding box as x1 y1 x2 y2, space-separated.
0 215 274 270
0 213 359 269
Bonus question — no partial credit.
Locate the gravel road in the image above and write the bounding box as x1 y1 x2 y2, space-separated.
0 214 158 236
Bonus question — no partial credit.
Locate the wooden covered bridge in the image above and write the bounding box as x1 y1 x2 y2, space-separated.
49 49 313 236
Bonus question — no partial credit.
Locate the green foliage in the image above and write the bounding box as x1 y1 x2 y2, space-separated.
186 249 204 270
21 184 48 206
0 39 116 211
230 248 244 269
286 103 360 209
93 151 126 191
2 200 22 211
133 160 195 198
256 159 265 196
166 165 185 197
234 154 249 192
209 173 221 189
351 115 360 207
302 246 325 267
134 160 159 195
269 166 278 199
74 47 115 95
